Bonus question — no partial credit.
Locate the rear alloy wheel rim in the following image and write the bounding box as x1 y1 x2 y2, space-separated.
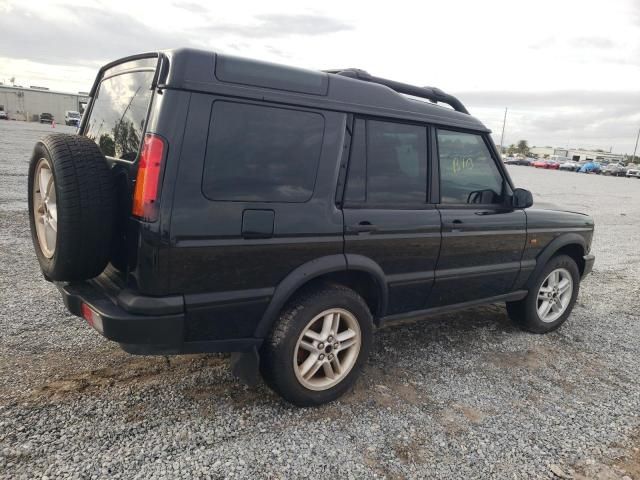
537 268 573 323
293 308 361 391
33 158 57 258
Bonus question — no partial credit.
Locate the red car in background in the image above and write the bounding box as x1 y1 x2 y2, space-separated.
532 159 560 169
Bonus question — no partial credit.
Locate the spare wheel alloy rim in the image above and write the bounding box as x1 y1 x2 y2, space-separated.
537 267 573 323
293 308 361 391
33 157 57 258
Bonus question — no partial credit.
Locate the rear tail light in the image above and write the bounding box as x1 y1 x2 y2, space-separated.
81 303 104 333
132 133 166 222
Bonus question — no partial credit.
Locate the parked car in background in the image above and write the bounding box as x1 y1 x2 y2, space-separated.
504 157 531 166
602 163 627 177
559 160 580 171
0 110 7 120
626 164 640 178
533 159 560 169
532 159 546 168
546 160 560 170
39 113 54 124
578 161 602 174
64 111 81 127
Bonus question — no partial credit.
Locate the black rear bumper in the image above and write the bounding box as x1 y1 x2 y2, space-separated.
57 281 262 355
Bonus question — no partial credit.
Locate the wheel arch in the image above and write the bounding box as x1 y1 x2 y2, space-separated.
254 254 388 337
527 233 587 289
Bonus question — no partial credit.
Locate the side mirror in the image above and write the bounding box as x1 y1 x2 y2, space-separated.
512 188 533 209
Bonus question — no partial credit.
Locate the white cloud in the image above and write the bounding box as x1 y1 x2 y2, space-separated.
0 0 638 151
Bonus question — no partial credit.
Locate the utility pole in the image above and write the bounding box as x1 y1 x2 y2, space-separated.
499 107 508 154
632 127 640 164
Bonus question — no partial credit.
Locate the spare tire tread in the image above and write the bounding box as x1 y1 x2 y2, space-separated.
28 134 116 281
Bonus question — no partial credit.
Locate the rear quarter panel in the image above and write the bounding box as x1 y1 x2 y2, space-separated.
128 89 191 295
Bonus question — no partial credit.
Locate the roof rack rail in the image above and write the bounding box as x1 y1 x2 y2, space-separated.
325 68 469 115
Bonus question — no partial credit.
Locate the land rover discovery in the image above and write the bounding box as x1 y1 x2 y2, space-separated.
27 49 595 406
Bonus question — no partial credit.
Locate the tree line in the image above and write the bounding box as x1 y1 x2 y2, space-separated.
501 140 529 156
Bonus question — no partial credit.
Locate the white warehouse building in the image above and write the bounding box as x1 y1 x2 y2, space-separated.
0 85 89 123
529 146 624 163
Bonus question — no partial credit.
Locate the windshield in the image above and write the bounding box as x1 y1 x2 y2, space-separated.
84 69 155 161
68 112 80 118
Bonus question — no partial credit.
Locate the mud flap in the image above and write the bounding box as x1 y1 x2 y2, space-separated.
230 346 260 387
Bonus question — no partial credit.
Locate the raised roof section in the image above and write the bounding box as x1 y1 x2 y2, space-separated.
152 48 489 132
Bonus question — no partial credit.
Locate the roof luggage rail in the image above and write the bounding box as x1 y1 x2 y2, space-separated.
325 68 469 115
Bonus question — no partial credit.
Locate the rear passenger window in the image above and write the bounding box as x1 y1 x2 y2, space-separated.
344 119 427 205
203 102 324 202
85 70 155 161
437 130 504 204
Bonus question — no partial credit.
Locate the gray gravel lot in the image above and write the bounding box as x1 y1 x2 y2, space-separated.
1 120 639 479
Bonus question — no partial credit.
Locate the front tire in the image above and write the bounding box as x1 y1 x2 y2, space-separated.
260 285 373 406
506 255 580 333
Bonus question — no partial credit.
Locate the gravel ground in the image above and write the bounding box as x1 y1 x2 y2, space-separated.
1 120 639 479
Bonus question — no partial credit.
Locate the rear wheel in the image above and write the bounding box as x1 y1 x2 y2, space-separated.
506 255 580 333
260 285 373 406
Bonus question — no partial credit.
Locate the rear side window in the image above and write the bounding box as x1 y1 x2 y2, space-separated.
344 119 427 205
203 102 325 202
437 130 504 204
84 70 155 161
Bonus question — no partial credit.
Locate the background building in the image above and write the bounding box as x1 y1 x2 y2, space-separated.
530 146 624 163
0 85 89 123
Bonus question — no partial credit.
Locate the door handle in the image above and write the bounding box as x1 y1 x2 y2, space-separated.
347 221 378 233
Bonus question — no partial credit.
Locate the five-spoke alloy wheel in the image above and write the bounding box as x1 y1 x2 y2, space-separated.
506 254 580 333
293 308 361 391
260 285 373 406
33 157 58 258
536 268 573 323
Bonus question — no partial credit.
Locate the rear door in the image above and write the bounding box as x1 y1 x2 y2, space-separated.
342 118 441 315
429 129 526 307
169 96 345 340
81 57 159 277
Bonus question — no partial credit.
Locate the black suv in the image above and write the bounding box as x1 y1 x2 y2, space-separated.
39 112 54 124
27 49 595 406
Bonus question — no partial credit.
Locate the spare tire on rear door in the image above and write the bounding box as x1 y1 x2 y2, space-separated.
28 134 116 281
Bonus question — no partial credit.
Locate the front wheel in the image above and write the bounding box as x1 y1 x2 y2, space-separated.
506 255 580 333
260 285 373 406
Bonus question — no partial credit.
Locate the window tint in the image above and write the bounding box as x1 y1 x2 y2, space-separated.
203 102 324 202
344 119 427 205
437 130 504 204
85 70 154 161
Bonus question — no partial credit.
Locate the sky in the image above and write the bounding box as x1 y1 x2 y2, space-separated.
1 0 639 154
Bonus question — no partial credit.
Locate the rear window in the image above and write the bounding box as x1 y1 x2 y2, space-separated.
202 101 325 202
84 70 155 161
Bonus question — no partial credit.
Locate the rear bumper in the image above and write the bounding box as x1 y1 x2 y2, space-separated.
583 254 595 278
57 281 261 355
